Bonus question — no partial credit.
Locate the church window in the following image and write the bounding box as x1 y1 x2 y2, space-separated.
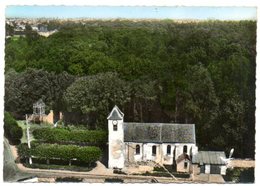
113 120 118 131
183 145 187 154
184 162 188 169
167 145 171 155
136 145 140 155
152 145 157 156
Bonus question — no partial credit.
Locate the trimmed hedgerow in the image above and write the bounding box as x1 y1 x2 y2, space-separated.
17 143 30 159
29 143 102 163
4 112 23 144
32 127 107 144
25 163 94 172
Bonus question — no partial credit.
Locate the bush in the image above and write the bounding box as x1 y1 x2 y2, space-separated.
29 143 102 163
224 168 254 183
56 177 82 182
25 162 94 172
153 166 165 172
113 169 127 175
17 143 30 159
4 112 23 144
133 171 171 177
105 178 124 183
32 127 107 145
172 172 190 178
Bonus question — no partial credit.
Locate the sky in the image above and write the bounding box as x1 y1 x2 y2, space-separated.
5 6 257 20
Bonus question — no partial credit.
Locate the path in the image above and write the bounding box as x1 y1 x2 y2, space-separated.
3 138 34 182
228 159 255 168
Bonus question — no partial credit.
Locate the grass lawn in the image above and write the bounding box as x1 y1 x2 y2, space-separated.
17 121 51 143
17 121 28 143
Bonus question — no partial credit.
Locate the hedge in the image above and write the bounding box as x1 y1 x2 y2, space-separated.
4 112 23 143
18 143 102 164
25 163 94 172
17 143 30 159
32 127 107 144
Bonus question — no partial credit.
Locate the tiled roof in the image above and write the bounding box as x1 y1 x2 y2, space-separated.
192 151 226 165
124 123 196 143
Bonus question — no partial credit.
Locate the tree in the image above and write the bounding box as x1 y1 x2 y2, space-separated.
129 78 157 122
5 68 74 117
64 72 130 129
4 112 23 144
5 23 14 36
184 64 219 149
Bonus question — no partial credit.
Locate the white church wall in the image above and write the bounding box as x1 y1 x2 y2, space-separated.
133 143 143 162
108 118 125 169
124 142 198 167
162 143 174 165
173 144 197 158
143 143 163 162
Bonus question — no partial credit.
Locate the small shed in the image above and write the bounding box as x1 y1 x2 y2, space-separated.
192 151 227 175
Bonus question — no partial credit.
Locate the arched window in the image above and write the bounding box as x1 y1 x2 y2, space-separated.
152 145 157 156
136 145 140 155
183 145 187 154
167 145 171 155
113 124 117 131
113 120 118 131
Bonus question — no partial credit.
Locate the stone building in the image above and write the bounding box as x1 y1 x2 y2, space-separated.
107 105 198 172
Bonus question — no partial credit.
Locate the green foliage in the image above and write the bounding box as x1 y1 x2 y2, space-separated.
153 166 165 172
105 178 124 183
25 163 94 172
64 72 131 128
29 143 101 163
32 127 107 144
135 171 172 177
224 168 254 183
17 143 30 159
5 68 74 115
4 112 23 144
56 177 83 182
5 20 256 158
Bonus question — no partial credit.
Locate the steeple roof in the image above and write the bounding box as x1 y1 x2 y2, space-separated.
107 105 124 120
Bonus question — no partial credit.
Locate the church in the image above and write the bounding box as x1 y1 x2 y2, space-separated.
107 105 198 172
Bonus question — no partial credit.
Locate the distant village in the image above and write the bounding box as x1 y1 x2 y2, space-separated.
6 18 59 38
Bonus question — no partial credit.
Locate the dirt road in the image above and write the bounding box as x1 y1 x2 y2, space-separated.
228 159 255 168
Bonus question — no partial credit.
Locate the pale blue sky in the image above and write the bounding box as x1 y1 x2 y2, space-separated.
5 6 257 20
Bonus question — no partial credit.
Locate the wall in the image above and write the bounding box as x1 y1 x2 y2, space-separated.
205 165 210 174
125 143 164 163
220 165 227 175
125 143 141 163
192 164 227 175
108 119 125 169
42 110 54 124
162 143 197 164
124 142 197 173
177 159 191 173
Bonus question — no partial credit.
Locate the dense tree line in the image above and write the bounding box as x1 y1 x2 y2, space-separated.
5 20 256 158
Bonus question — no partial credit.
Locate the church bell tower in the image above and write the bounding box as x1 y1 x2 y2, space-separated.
107 105 125 169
